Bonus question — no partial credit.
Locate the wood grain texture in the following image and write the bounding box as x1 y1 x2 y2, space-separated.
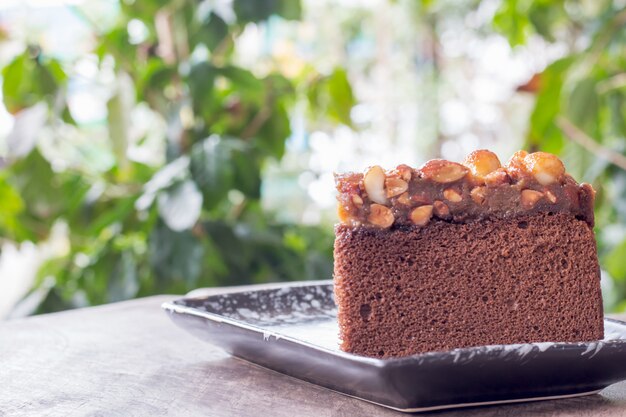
0 285 625 417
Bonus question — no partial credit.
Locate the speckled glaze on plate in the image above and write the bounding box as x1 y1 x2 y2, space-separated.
162 281 626 413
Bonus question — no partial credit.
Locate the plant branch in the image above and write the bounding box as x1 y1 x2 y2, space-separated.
587 8 626 66
230 198 248 221
556 116 626 172
241 83 274 140
211 32 238 67
240 105 272 140
597 73 626 94
155 9 176 65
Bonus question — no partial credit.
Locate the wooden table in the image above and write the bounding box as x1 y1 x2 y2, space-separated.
1 284 626 417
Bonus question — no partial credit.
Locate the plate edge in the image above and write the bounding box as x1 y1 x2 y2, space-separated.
347 388 604 413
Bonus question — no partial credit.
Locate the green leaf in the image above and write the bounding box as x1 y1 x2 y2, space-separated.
528 2 565 42
607 92 626 138
149 222 205 288
188 62 217 112
97 27 134 64
35 59 65 96
614 300 626 313
32 287 69 315
5 103 48 158
232 148 262 199
527 57 574 152
606 239 626 282
86 197 136 236
1 51 66 114
276 0 301 20
307 68 356 127
119 0 162 21
10 265 63 317
189 135 236 210
136 59 176 104
420 0 435 9
0 175 25 239
61 105 77 125
192 12 229 51
266 73 295 98
108 251 139 302
234 0 302 24
157 179 203 231
58 173 91 227
218 66 264 98
203 220 253 284
257 99 290 159
9 148 64 223
2 53 28 113
189 135 263 203
493 0 532 46
327 68 355 126
137 156 190 212
566 78 599 136
107 71 135 168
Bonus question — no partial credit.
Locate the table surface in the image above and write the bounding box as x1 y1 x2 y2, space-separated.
1 283 626 417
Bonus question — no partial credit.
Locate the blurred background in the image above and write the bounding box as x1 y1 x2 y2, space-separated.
1 0 626 317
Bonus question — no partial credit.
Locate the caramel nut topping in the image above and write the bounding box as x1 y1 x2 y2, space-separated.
385 177 408 198
433 201 450 218
335 150 594 229
420 160 469 183
351 194 364 207
411 193 431 205
524 152 565 186
470 186 487 205
395 164 413 182
334 172 361 194
443 188 462 203
505 150 529 181
338 204 351 223
363 165 388 205
484 168 511 187
545 190 557 203
521 189 544 209
581 182 596 198
368 204 394 228
463 150 501 182
396 192 411 206
410 205 433 226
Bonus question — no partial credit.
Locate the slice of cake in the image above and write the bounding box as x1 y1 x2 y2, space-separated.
333 150 603 358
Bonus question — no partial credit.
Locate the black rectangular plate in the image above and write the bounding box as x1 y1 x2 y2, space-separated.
162 281 626 412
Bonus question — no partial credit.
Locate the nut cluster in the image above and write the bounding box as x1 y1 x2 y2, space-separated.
337 149 578 229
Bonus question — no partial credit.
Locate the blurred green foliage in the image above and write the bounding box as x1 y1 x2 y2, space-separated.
3 0 626 314
0 0 355 313
493 0 626 310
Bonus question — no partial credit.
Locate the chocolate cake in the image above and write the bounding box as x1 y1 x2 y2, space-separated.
333 150 604 358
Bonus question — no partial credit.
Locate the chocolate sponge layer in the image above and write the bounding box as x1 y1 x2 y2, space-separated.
333 213 604 358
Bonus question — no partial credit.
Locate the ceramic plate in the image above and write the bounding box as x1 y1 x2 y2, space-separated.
162 281 626 412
